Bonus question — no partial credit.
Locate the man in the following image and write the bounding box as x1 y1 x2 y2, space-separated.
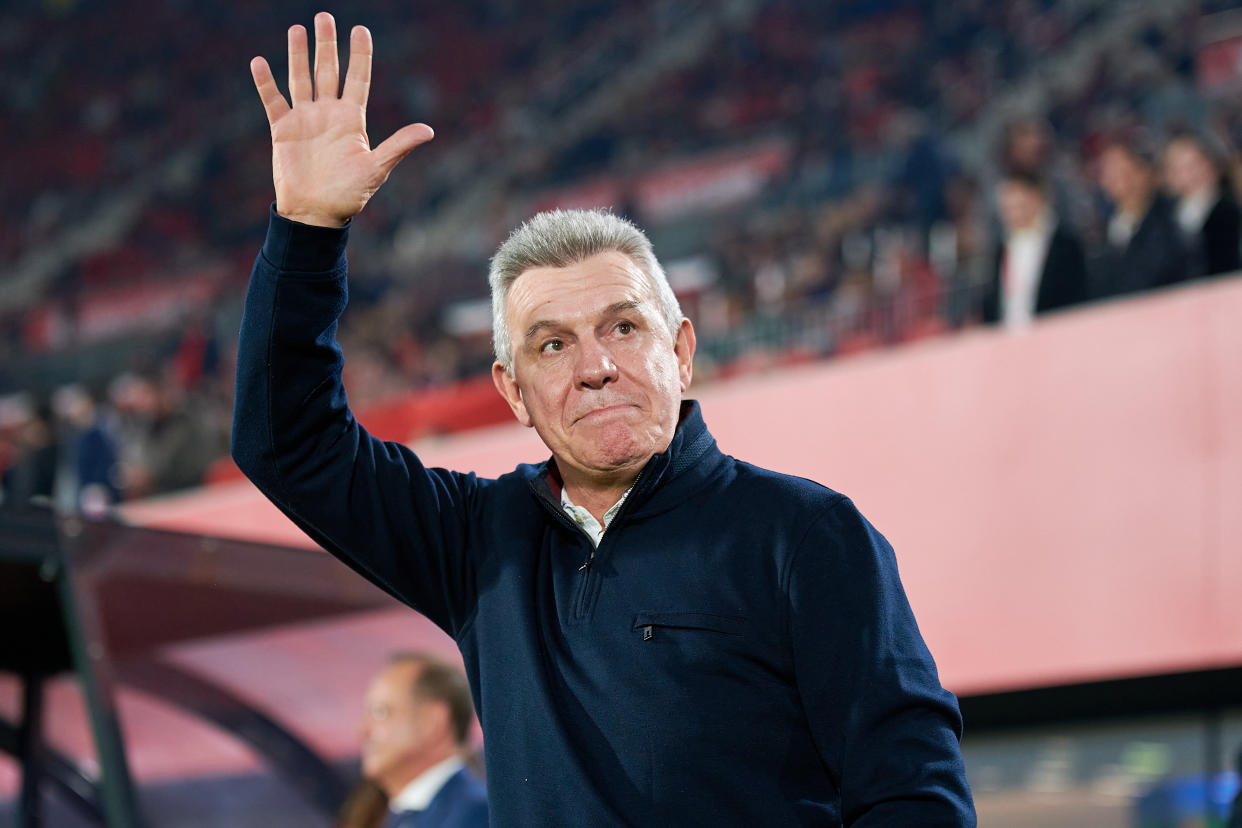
235 13 975 826
1092 140 1187 301
981 169 1089 328
1162 131 1241 279
358 654 487 828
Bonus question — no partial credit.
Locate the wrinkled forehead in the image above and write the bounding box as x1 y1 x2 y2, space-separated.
504 251 656 326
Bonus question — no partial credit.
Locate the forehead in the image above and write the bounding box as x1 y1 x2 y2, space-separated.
368 663 418 703
1166 140 1204 164
1102 147 1143 172
505 251 656 324
1000 180 1041 199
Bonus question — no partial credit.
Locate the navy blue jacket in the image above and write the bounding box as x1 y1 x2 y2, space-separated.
232 211 976 826
387 767 488 828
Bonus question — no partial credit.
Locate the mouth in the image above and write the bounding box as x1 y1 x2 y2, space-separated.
574 403 634 423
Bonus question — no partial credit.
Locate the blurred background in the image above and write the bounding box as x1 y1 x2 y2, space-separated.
1 0 1241 825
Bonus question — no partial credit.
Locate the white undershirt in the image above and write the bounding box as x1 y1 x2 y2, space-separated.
388 755 464 814
561 486 632 547
1107 210 1139 248
1001 218 1053 330
1176 187 1216 235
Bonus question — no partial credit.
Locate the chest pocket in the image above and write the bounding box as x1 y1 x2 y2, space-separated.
632 611 749 671
633 611 746 640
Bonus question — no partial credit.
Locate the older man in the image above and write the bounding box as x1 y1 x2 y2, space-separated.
234 13 974 826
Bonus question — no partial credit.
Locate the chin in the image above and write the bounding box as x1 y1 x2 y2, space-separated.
581 432 661 472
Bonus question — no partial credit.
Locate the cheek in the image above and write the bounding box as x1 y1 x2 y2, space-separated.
638 350 683 403
526 380 567 423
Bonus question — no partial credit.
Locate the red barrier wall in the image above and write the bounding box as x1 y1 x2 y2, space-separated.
121 276 1242 698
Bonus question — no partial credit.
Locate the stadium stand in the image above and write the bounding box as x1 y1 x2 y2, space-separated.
1 1 1242 490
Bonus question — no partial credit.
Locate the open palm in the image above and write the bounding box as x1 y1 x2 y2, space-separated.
250 12 433 228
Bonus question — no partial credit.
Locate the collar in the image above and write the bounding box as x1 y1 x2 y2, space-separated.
1177 187 1217 234
388 756 464 813
1006 211 1055 243
561 484 633 546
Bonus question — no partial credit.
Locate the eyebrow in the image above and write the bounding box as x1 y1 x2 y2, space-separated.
523 300 645 342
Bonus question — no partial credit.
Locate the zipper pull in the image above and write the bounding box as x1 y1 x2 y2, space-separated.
643 625 653 641
578 559 591 571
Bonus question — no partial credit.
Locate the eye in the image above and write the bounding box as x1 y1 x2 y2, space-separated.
615 321 634 335
540 339 563 353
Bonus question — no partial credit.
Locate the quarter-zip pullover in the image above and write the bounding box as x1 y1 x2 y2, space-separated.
232 209 976 827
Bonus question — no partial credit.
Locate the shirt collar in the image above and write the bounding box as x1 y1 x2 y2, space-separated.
1177 187 1216 234
388 755 464 813
561 485 633 547
1006 210 1054 243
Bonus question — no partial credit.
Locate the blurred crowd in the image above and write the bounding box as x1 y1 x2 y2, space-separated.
5 0 1242 509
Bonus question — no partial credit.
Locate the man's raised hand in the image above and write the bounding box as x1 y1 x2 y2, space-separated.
250 12 433 228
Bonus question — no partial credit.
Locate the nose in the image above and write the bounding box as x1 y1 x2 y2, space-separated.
574 337 619 389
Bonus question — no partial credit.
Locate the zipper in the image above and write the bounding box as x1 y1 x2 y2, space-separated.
531 469 646 620
531 485 597 620
571 470 644 619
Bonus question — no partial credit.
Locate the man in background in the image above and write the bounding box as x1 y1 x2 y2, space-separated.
355 653 487 828
1162 131 1241 279
982 169 1089 328
1093 140 1187 300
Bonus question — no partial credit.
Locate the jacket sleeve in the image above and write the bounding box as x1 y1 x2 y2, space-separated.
980 245 1002 325
231 208 483 639
788 498 975 826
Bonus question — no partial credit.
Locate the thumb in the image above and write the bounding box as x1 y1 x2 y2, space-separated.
374 123 434 175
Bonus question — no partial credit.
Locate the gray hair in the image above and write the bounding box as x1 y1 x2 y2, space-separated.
488 209 684 372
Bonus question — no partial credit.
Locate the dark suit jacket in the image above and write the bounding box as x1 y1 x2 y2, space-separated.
386 768 488 828
1091 195 1188 301
1192 194 1241 277
982 224 1090 324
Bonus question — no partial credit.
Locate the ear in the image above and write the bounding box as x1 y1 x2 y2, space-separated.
492 361 533 427
674 318 696 393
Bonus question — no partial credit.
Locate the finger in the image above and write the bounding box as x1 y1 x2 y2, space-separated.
250 57 291 125
373 123 435 176
313 11 340 100
342 25 372 108
288 25 312 104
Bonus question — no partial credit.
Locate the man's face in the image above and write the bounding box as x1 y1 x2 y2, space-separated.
359 663 441 794
492 251 695 487
997 181 1044 233
1163 140 1212 198
1099 146 1149 207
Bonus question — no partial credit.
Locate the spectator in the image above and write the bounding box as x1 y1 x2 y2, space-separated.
1092 140 1188 300
354 653 488 828
1162 130 1242 278
982 169 1089 328
0 400 58 508
110 371 220 498
999 117 1055 179
53 384 123 515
